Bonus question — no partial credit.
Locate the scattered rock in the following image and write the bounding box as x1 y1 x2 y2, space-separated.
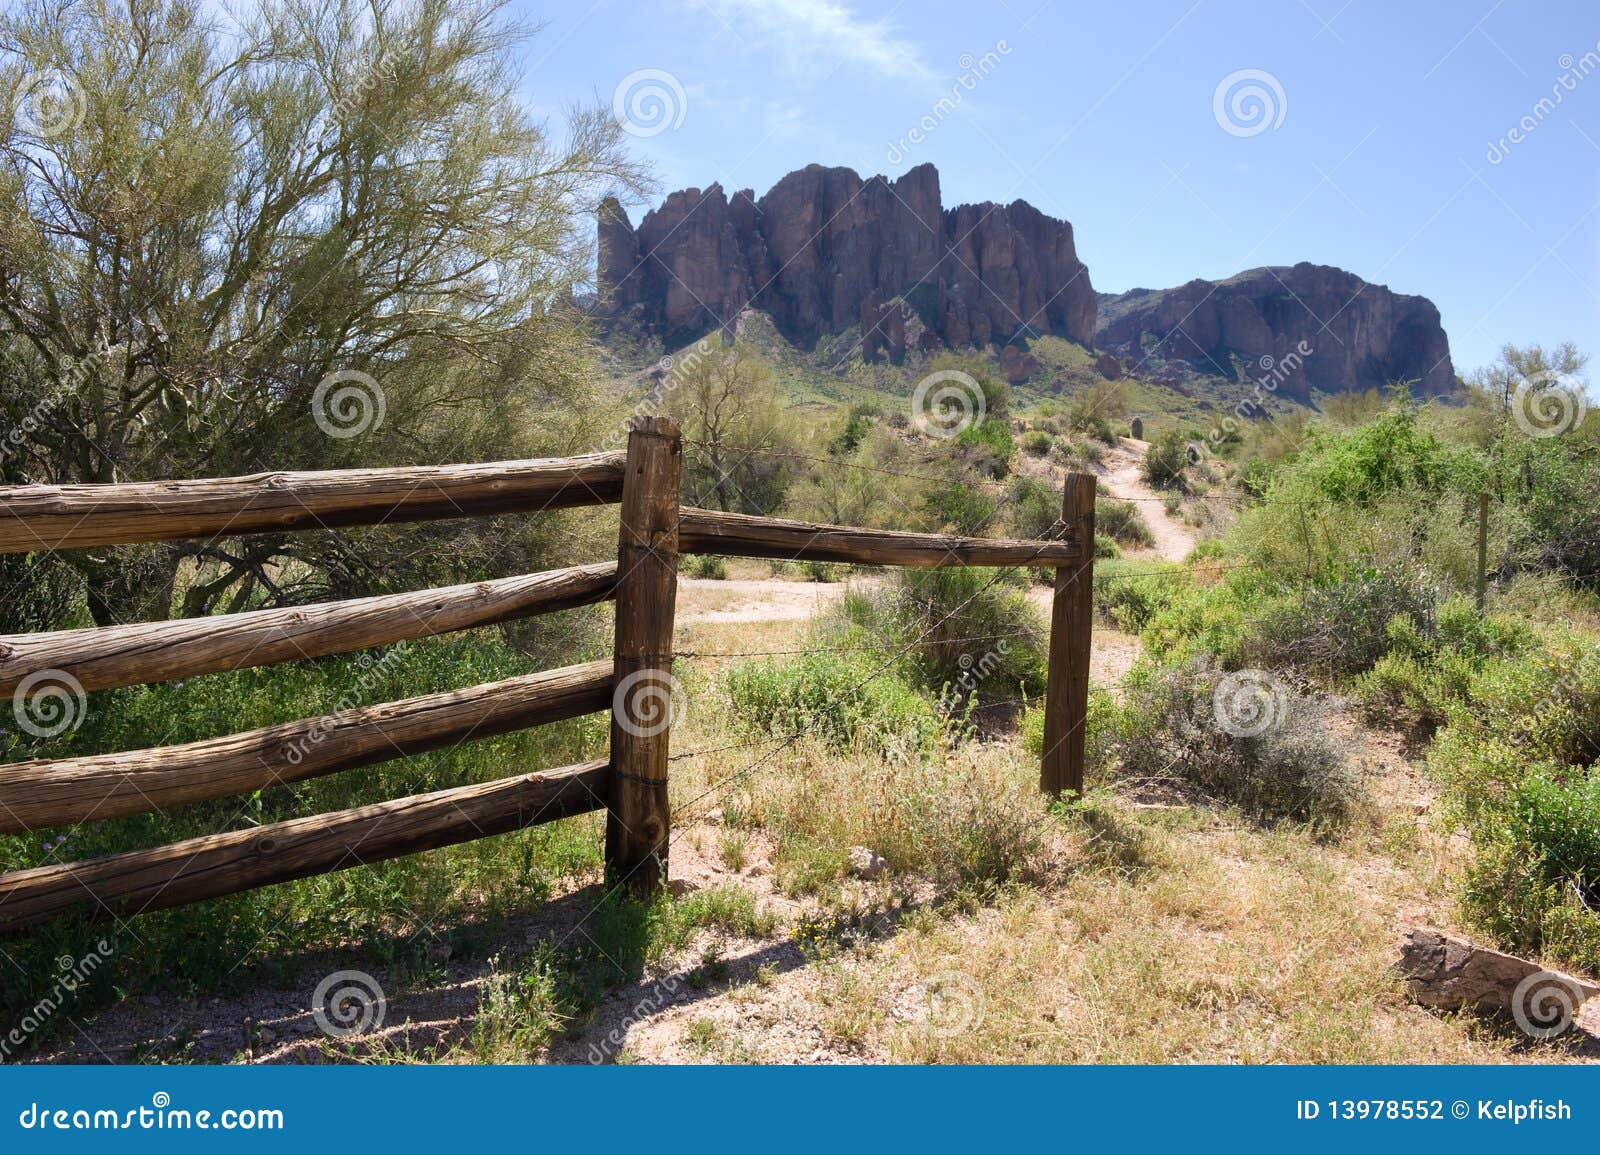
667 878 700 898
847 846 889 881
1396 927 1599 1014
704 808 724 826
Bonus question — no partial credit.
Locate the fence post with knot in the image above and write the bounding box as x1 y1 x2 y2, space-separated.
605 415 682 895
1040 471 1097 798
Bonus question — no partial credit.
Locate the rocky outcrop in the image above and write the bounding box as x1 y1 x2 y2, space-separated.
598 163 1096 356
1095 263 1455 398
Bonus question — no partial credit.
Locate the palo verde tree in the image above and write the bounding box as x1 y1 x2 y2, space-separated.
670 334 795 514
0 0 647 625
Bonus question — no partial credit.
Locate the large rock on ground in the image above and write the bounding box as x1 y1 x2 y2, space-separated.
1396 927 1598 1019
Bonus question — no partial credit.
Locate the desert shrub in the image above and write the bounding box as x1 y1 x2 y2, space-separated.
1428 636 1600 817
1005 475 1061 541
1077 437 1107 465
1138 580 1251 667
1243 568 1438 679
954 418 1015 478
1020 686 1121 783
1492 571 1600 628
1357 651 1441 734
802 560 843 582
821 568 1048 706
724 653 938 755
685 554 728 580
1094 533 1121 560
1462 769 1600 975
1097 499 1154 547
924 478 998 535
1066 379 1129 437
1116 657 1359 824
1021 430 1053 457
1094 563 1185 633
1142 431 1190 491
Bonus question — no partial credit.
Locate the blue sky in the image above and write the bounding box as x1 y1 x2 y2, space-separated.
518 0 1600 376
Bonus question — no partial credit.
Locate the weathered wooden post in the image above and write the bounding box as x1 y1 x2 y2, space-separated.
1040 471 1096 798
605 415 682 895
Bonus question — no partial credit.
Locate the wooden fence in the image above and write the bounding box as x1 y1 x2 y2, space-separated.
0 416 1093 935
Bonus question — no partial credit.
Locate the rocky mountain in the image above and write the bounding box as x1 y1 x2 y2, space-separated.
599 166 1457 399
1095 264 1455 398
598 163 1096 357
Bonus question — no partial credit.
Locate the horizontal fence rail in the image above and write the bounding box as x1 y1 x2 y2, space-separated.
0 419 1095 937
678 507 1082 567
0 760 611 933
0 452 627 553
0 660 614 834
0 562 618 698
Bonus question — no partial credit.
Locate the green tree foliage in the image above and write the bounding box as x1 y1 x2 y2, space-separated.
670 335 796 513
0 0 646 622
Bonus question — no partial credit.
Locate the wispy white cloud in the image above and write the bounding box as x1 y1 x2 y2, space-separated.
691 0 935 86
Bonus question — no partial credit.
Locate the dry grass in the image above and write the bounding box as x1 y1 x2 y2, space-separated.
813 810 1525 1063
639 584 1561 1065
28 573 1575 1065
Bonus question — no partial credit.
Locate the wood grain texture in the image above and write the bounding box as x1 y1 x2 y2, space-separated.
1040 472 1097 797
0 452 626 553
0 562 617 697
0 660 614 834
605 417 680 896
678 507 1081 567
0 760 609 933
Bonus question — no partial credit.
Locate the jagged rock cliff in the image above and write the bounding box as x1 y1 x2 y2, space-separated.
1095 264 1455 398
598 163 1096 357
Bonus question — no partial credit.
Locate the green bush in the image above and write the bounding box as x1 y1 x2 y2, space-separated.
954 418 1015 479
1094 563 1186 634
1021 430 1053 457
1462 769 1600 975
1116 657 1359 824
821 567 1049 706
1021 686 1121 784
1428 636 1600 817
1355 599 1535 736
1243 569 1438 679
1098 499 1154 547
685 554 728 579
1005 475 1061 542
1078 437 1107 465
1142 431 1190 491
1139 579 1250 667
724 653 938 754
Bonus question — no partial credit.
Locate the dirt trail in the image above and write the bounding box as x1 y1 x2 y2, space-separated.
1095 437 1196 563
676 577 851 625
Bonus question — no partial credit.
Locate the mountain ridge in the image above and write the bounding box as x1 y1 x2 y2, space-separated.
599 163 1456 397
598 162 1096 356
